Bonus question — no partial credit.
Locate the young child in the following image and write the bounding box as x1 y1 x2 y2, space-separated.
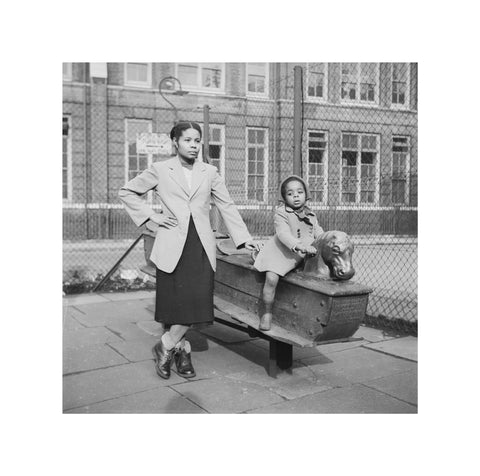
253 175 324 331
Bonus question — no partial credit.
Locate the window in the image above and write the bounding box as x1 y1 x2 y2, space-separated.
176 63 224 92
392 63 410 108
124 63 151 87
246 63 268 97
125 119 152 183
307 131 328 203
341 63 379 104
198 124 225 176
341 133 379 204
63 63 72 81
246 128 268 202
392 136 410 204
306 63 327 100
62 116 71 201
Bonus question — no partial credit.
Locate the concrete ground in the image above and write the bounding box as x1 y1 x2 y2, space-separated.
63 290 417 414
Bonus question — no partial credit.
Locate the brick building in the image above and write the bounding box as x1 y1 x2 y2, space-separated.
62 62 417 239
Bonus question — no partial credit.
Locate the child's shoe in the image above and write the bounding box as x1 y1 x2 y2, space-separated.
259 313 272 331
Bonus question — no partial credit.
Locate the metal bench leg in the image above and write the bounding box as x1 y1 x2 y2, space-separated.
268 340 279 378
268 340 293 377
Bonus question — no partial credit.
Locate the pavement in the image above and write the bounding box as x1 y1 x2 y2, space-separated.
63 290 417 414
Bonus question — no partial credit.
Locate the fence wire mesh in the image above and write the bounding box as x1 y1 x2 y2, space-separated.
63 62 417 334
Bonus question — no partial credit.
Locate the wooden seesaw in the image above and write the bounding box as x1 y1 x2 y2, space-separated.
140 228 373 377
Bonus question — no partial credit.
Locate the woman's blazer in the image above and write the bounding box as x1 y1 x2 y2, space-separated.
119 157 252 273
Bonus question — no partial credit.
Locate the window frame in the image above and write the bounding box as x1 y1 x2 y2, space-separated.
306 129 329 204
63 63 72 81
391 63 411 110
198 123 226 177
124 119 154 202
246 63 269 98
245 127 269 203
306 63 328 102
391 135 411 205
62 115 72 202
175 63 225 93
340 132 381 205
124 63 152 88
340 63 380 106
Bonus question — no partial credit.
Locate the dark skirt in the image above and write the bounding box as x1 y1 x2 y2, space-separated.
155 216 214 326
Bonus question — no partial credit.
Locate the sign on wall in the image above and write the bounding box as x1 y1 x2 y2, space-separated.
136 133 173 156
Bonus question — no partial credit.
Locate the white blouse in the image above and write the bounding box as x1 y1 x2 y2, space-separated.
182 166 193 190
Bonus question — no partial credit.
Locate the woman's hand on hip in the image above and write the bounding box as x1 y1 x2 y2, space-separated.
149 213 178 228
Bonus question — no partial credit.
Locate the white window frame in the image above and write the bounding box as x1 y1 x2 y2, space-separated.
63 115 72 202
198 123 226 177
391 135 411 204
391 63 411 110
124 119 154 202
245 127 269 203
306 63 328 102
246 63 269 98
340 132 380 205
124 63 152 88
175 63 225 93
340 63 380 106
306 130 328 204
63 63 72 81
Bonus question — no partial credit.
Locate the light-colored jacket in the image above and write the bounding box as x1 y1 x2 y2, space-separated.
253 204 324 276
119 157 252 272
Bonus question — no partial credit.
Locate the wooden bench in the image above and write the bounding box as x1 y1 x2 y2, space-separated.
140 230 373 377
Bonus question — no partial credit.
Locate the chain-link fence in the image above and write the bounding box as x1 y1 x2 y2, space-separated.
63 62 417 334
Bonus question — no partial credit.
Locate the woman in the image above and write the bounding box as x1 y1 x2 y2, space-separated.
119 121 257 379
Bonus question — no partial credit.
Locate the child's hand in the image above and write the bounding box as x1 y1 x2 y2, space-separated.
294 245 307 255
305 245 317 256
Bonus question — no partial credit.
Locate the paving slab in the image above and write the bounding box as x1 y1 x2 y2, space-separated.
107 336 161 362
71 301 153 327
63 361 185 411
247 383 417 414
65 387 207 414
226 365 333 400
63 326 123 349
188 342 266 379
64 294 110 306
363 336 418 362
301 346 417 385
355 325 401 343
105 321 155 341
172 376 284 413
63 313 86 332
137 320 164 336
98 291 155 302
363 369 417 406
63 343 128 374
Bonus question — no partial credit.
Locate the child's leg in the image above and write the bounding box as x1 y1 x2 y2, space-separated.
259 271 280 330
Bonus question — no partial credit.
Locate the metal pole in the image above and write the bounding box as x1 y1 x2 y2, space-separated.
203 104 210 163
92 233 143 292
293 65 303 177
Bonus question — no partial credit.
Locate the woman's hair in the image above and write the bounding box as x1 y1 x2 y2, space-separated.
280 176 307 201
170 121 202 141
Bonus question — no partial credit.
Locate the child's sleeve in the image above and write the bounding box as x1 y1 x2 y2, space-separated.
274 208 301 250
313 215 324 239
